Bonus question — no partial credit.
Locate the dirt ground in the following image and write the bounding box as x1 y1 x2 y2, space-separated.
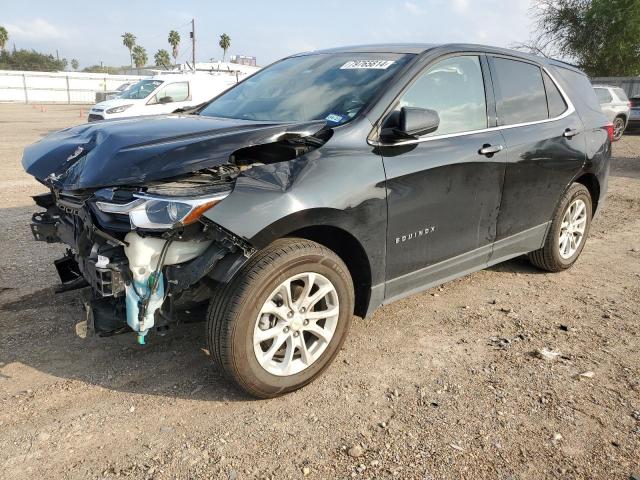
0 104 638 480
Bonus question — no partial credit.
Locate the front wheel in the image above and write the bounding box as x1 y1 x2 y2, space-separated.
528 183 592 272
206 238 354 398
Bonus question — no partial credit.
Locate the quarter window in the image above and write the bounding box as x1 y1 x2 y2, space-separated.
398 55 487 136
492 57 548 125
543 71 567 118
613 87 628 102
594 87 612 104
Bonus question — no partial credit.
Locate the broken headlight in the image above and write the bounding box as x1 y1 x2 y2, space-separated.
96 192 229 230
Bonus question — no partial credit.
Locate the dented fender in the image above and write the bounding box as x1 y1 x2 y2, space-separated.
204 119 389 289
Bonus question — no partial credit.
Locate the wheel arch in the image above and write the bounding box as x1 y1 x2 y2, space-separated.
574 172 601 214
248 209 375 318
288 225 373 318
614 113 627 122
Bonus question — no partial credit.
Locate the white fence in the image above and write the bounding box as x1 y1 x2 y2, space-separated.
0 70 145 104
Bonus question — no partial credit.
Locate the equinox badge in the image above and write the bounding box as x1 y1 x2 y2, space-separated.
395 226 436 244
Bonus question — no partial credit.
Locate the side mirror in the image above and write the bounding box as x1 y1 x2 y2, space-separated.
158 96 173 104
398 107 440 137
381 107 440 142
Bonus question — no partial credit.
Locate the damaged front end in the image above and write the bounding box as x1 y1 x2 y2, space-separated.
31 166 251 343
24 115 330 344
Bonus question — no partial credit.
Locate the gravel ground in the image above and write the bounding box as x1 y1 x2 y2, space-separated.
0 104 639 480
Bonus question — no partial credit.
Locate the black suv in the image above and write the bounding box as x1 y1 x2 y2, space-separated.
23 44 611 397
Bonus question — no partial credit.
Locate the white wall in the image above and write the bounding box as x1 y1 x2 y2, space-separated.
0 70 145 104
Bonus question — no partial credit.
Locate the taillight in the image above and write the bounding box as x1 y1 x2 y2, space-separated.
604 122 615 142
628 101 632 108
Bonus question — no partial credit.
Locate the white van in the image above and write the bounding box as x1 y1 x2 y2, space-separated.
88 73 241 121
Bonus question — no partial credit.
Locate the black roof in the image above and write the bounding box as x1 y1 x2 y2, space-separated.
301 43 583 73
311 43 439 54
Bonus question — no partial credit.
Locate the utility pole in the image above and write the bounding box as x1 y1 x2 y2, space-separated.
190 18 196 71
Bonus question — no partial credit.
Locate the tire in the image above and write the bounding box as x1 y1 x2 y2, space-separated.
613 116 625 141
206 238 354 398
528 183 592 272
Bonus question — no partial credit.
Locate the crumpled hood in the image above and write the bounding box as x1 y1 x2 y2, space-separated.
22 114 326 190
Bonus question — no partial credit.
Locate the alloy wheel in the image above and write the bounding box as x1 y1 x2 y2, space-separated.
558 198 587 259
253 272 339 376
613 118 625 141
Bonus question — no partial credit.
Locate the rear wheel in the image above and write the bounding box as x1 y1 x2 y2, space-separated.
528 183 592 272
206 238 354 398
613 116 625 141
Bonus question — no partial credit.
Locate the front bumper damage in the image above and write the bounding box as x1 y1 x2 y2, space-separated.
22 115 331 345
31 191 251 344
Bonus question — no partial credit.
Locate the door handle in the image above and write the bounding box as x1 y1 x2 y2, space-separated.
478 144 503 156
563 128 579 138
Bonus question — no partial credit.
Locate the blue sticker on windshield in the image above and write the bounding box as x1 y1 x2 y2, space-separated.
325 113 343 123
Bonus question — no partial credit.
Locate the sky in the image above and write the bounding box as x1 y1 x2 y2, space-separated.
1 0 536 68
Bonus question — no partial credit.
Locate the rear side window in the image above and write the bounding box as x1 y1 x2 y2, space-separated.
491 57 548 125
398 55 487 136
543 71 567 118
594 88 612 104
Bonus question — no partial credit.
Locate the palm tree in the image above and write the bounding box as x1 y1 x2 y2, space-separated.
132 45 148 69
71 59 79 71
154 49 171 68
0 26 8 51
168 30 180 66
219 33 231 62
121 32 136 68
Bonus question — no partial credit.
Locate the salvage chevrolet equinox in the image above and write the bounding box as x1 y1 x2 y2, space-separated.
23 44 611 398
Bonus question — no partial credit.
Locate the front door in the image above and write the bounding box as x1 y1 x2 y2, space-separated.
379 54 507 299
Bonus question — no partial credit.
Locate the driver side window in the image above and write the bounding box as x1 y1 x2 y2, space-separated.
152 82 189 104
398 55 488 136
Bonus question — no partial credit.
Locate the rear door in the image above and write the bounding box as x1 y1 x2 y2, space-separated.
380 54 507 298
488 56 586 261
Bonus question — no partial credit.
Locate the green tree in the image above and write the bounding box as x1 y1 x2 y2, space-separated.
132 45 148 69
0 49 66 71
0 26 8 51
71 59 79 70
168 30 180 65
154 49 171 68
82 64 123 74
524 0 640 76
121 32 136 68
219 33 231 62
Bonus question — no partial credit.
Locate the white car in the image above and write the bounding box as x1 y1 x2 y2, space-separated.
88 74 241 122
593 85 631 140
105 82 135 101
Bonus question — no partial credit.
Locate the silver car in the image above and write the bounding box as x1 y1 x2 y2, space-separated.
593 85 631 140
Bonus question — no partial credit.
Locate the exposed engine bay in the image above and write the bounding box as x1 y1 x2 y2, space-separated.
27 127 330 344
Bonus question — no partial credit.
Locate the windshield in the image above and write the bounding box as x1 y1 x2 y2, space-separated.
119 80 163 100
200 53 414 125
